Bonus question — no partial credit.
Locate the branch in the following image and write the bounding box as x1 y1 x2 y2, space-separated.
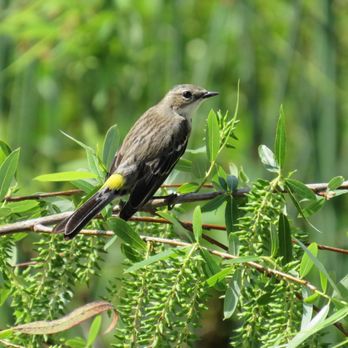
3 181 348 203
2 214 348 256
14 224 330 298
11 224 348 337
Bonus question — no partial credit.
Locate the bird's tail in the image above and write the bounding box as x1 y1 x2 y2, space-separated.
53 189 117 239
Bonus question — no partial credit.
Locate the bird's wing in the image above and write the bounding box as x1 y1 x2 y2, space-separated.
119 119 189 220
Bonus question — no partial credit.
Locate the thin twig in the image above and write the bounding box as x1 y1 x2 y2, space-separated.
3 181 348 203
128 216 348 255
2 214 348 256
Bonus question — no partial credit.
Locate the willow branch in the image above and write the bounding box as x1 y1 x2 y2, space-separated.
1 214 348 256
3 181 348 203
14 224 323 295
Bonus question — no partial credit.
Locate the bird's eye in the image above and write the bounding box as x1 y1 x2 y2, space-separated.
182 91 192 99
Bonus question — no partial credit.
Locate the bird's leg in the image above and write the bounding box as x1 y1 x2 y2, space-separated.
151 193 178 210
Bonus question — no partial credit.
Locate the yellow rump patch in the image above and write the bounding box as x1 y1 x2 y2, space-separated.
102 173 125 190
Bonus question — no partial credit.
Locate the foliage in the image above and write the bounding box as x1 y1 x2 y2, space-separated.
0 106 348 347
1 1 348 347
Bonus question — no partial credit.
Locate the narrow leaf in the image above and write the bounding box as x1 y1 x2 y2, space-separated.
177 182 199 194
201 194 226 212
192 206 203 242
87 315 102 347
328 176 345 191
200 249 221 279
176 158 192 172
86 148 106 180
301 288 314 330
206 256 261 287
206 109 220 162
258 145 279 173
157 211 192 241
224 287 239 319
0 140 11 165
34 171 97 182
60 131 93 151
226 175 238 192
102 125 119 170
125 247 188 273
288 304 348 348
300 242 318 278
278 213 292 264
274 106 286 171
225 196 235 233
3 301 116 335
294 237 341 296
108 217 147 251
228 233 240 256
302 198 325 217
286 178 317 201
0 148 20 201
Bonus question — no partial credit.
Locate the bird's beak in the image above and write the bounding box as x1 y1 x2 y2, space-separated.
202 91 219 99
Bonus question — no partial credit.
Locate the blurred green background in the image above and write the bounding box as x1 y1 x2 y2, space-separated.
1 0 348 345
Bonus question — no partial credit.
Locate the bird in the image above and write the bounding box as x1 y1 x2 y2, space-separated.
54 84 218 239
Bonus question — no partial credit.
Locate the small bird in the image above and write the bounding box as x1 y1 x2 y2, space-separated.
54 84 218 239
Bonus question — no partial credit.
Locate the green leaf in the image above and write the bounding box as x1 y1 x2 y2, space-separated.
200 249 221 279
0 148 20 201
192 206 203 243
300 242 318 278
0 207 11 217
102 124 119 171
226 175 238 192
34 171 97 182
294 237 341 296
72 179 95 193
65 337 87 348
224 271 241 320
286 186 321 233
302 198 325 217
0 140 11 165
285 178 317 201
103 235 118 251
108 217 147 251
86 315 102 347
0 288 11 306
206 256 261 287
201 195 226 212
206 109 220 162
269 224 279 258
225 196 235 233
177 182 199 194
125 247 188 273
278 213 292 264
157 211 192 241
274 106 286 171
61 131 93 151
86 148 106 180
301 288 314 330
328 176 345 191
288 304 348 348
7 200 39 213
258 145 279 173
228 233 239 256
320 271 328 293
175 158 192 172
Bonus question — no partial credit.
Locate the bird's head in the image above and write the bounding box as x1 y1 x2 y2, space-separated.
162 84 218 119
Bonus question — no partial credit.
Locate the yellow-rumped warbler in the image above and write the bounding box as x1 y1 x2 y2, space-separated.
54 84 218 239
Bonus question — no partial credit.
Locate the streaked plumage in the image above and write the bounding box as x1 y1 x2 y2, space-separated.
54 84 218 239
